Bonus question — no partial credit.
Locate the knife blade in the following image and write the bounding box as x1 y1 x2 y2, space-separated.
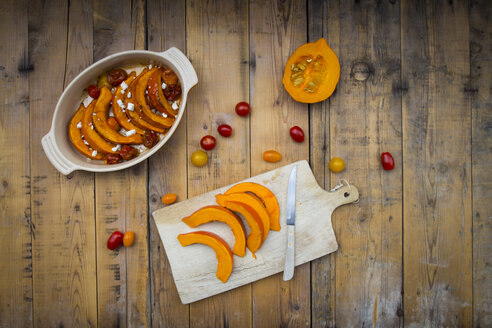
283 164 297 281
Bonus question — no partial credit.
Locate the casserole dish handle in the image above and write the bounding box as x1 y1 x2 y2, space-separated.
42 131 76 175
160 48 198 90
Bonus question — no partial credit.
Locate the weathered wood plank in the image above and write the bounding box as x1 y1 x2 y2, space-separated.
307 0 337 326
147 0 189 326
249 0 310 327
29 0 98 326
470 0 492 326
186 0 251 326
0 1 33 327
327 1 403 326
93 0 150 326
402 0 472 326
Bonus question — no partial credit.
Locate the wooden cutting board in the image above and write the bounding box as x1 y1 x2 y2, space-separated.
152 160 359 304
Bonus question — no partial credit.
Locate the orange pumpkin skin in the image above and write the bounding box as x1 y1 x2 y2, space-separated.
282 38 340 103
177 231 233 283
182 205 247 257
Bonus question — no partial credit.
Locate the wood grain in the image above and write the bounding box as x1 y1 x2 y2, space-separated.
402 0 472 326
249 0 310 327
0 0 33 326
329 1 403 327
93 0 150 326
470 0 492 326
186 0 251 326
147 0 189 326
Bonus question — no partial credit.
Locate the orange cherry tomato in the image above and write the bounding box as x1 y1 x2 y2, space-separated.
123 231 135 247
191 150 208 167
329 157 345 173
107 117 120 130
263 150 282 163
161 193 177 205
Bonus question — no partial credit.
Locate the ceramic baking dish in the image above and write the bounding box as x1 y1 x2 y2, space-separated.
42 47 197 175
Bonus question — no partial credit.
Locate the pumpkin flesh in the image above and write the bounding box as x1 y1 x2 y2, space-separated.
68 103 105 160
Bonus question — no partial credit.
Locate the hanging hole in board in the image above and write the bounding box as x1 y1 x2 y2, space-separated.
344 192 350 198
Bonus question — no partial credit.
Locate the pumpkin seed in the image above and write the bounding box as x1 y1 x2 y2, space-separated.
293 77 304 86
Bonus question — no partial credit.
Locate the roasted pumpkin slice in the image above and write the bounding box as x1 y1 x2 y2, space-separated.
225 182 281 231
148 68 175 117
136 68 175 129
216 192 270 242
93 86 144 144
112 72 146 134
81 100 118 154
182 205 246 257
282 38 340 103
125 69 166 133
220 201 264 258
177 231 233 283
69 103 105 160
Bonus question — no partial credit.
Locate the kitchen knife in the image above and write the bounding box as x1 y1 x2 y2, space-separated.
283 164 297 281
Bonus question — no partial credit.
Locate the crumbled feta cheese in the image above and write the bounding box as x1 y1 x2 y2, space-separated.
91 125 94 130
127 91 132 98
148 64 152 69
120 81 128 91
91 150 98 157
172 101 179 110
162 112 168 118
76 121 82 129
145 90 148 95
127 119 130 122
121 89 125 94
83 96 94 108
111 144 122 152
306 58 312 62
126 129 136 136
83 140 89 146
127 103 135 111
117 99 125 109
108 108 114 117
92 113 96 116
161 82 167 90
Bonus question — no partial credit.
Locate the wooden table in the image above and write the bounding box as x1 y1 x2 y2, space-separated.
1 0 490 327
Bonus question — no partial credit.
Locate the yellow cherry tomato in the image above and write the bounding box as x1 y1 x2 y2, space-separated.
263 150 282 163
329 157 345 173
123 231 135 247
191 150 208 167
161 193 177 205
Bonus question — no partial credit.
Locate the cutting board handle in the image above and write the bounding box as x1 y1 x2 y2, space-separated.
322 184 359 208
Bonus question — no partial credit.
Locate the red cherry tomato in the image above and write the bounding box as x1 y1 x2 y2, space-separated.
120 145 138 161
107 231 124 250
107 69 128 86
381 152 395 170
200 135 216 150
217 124 232 137
290 126 305 143
235 102 250 116
143 130 159 148
105 153 123 164
88 85 100 99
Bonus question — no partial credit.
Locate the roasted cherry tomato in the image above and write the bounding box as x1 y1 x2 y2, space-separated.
143 130 159 148
329 157 345 173
120 145 138 161
381 152 395 170
88 85 100 99
161 193 177 205
235 101 251 116
200 135 216 150
263 150 282 163
123 231 135 247
163 84 182 101
107 231 124 250
108 69 128 86
107 117 120 130
105 153 123 164
290 126 305 143
217 124 232 137
191 150 208 167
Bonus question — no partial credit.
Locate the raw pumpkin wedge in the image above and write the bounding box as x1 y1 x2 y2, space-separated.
182 206 246 257
282 38 340 103
111 72 146 135
221 201 264 258
147 68 175 118
81 100 118 154
225 182 280 231
93 86 144 144
125 69 166 133
136 68 175 129
68 103 105 160
216 192 270 242
177 231 233 283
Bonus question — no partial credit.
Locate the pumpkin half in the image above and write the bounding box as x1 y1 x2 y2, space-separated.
282 38 340 103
